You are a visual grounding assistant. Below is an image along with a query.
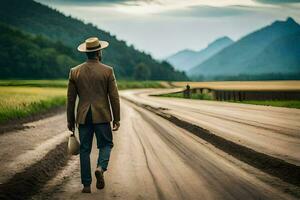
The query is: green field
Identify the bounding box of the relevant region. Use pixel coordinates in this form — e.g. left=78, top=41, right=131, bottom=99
left=155, top=91, right=300, bottom=109
left=155, top=92, right=213, bottom=100
left=172, top=81, right=300, bottom=91
left=0, top=80, right=68, bottom=87
left=157, top=81, right=300, bottom=109
left=117, top=81, right=166, bottom=90
left=0, top=86, right=66, bottom=123
left=4, top=79, right=298, bottom=124
left=0, top=80, right=166, bottom=89
left=0, top=80, right=167, bottom=123
left=234, top=100, right=300, bottom=109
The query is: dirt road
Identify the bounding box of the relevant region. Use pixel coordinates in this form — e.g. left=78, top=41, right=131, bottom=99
left=121, top=89, right=300, bottom=166
left=0, top=113, right=68, bottom=184
left=1, top=89, right=299, bottom=199
left=45, top=100, right=295, bottom=200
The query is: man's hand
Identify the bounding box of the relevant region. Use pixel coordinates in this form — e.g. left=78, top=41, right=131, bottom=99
left=112, top=121, right=120, bottom=131
left=68, top=122, right=75, bottom=132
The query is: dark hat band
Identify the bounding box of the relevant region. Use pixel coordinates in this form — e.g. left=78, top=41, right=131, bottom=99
left=86, top=44, right=101, bottom=50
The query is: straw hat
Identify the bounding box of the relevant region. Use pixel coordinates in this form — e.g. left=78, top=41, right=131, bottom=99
left=77, top=37, right=109, bottom=52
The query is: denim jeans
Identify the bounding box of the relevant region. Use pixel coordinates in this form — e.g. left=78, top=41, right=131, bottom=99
left=78, top=108, right=113, bottom=186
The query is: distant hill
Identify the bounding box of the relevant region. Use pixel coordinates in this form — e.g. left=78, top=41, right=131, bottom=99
left=247, top=32, right=300, bottom=74
left=0, top=23, right=78, bottom=79
left=166, top=49, right=198, bottom=71
left=166, top=37, right=233, bottom=72
left=188, top=17, right=300, bottom=80
left=0, top=0, right=187, bottom=80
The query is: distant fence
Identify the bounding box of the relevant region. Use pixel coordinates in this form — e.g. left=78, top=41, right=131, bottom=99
left=213, top=90, right=300, bottom=101
left=185, top=88, right=300, bottom=101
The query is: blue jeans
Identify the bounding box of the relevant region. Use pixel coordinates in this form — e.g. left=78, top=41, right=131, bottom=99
left=78, top=108, right=113, bottom=186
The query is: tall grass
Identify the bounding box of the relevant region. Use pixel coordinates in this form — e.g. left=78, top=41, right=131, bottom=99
left=117, top=81, right=166, bottom=90
left=0, top=80, right=68, bottom=88
left=236, top=100, right=300, bottom=109
left=0, top=80, right=167, bottom=90
left=0, top=86, right=66, bottom=123
left=156, top=92, right=213, bottom=100
left=0, top=80, right=167, bottom=123
left=156, top=91, right=300, bottom=109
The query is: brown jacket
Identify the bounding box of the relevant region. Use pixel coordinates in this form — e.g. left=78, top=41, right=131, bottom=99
left=67, top=59, right=120, bottom=125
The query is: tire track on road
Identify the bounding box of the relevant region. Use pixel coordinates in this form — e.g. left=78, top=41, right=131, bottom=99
left=173, top=106, right=299, bottom=139
left=133, top=105, right=280, bottom=200
left=122, top=97, right=300, bottom=188
left=0, top=141, right=69, bottom=200
left=132, top=124, right=168, bottom=200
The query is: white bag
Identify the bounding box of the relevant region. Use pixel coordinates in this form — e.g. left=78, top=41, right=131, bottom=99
left=68, top=131, right=80, bottom=155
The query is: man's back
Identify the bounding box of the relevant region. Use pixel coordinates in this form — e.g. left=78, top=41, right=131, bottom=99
left=67, top=59, right=120, bottom=126
left=67, top=37, right=120, bottom=193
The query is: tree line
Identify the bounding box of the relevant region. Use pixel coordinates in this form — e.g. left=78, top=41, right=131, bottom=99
left=0, top=0, right=188, bottom=80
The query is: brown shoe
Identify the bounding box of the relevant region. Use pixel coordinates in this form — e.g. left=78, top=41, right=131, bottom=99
left=95, top=167, right=105, bottom=189
left=82, top=186, right=91, bottom=193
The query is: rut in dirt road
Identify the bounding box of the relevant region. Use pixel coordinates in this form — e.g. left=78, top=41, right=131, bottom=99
left=0, top=112, right=71, bottom=200
left=47, top=101, right=295, bottom=200
left=120, top=89, right=300, bottom=165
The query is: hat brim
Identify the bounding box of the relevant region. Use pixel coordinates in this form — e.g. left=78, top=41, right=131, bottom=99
left=77, top=41, right=109, bottom=52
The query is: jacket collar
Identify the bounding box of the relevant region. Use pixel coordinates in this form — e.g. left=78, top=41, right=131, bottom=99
left=86, top=58, right=99, bottom=63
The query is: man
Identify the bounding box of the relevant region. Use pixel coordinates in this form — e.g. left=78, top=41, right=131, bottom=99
left=67, top=37, right=120, bottom=193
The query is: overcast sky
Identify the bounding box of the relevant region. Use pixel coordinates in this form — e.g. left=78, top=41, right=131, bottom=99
left=36, top=0, right=300, bottom=59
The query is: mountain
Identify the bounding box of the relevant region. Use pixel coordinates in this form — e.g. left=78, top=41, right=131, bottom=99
left=166, top=49, right=198, bottom=71
left=166, top=37, right=233, bottom=72
left=0, top=0, right=187, bottom=80
left=188, top=17, right=300, bottom=80
left=0, top=23, right=78, bottom=79
left=247, top=32, right=300, bottom=74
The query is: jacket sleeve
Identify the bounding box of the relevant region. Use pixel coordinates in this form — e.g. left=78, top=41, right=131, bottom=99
left=67, top=69, right=77, bottom=125
left=108, top=68, right=120, bottom=122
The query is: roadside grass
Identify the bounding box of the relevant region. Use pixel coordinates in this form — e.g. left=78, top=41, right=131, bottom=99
left=117, top=80, right=166, bottom=90
left=0, top=80, right=167, bottom=90
left=0, top=80, right=167, bottom=123
left=0, top=86, right=66, bottom=123
left=171, top=81, right=300, bottom=91
left=156, top=92, right=213, bottom=100
left=155, top=91, right=300, bottom=109
left=233, top=100, right=300, bottom=109
left=0, top=80, right=68, bottom=88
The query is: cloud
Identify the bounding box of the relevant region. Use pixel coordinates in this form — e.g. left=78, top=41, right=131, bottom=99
left=256, top=0, right=300, bottom=4
left=161, top=5, right=257, bottom=18
left=36, top=0, right=157, bottom=5
left=36, top=0, right=131, bottom=6
left=36, top=0, right=300, bottom=18
left=41, top=0, right=127, bottom=2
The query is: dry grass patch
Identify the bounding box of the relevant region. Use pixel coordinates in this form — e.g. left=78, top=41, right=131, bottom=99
left=172, top=81, right=300, bottom=91
left=0, top=86, right=66, bottom=123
